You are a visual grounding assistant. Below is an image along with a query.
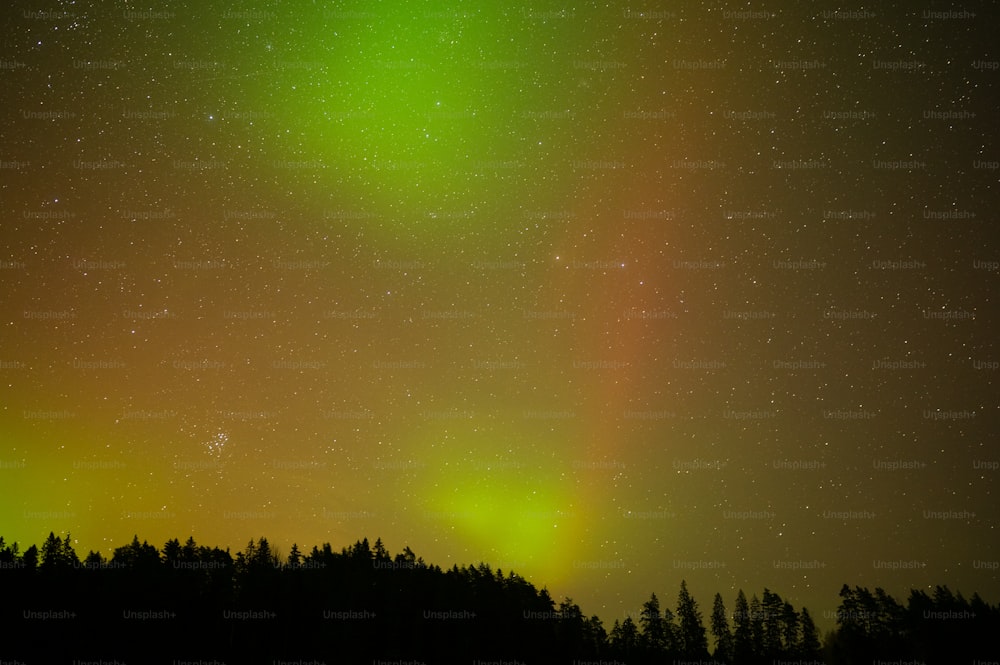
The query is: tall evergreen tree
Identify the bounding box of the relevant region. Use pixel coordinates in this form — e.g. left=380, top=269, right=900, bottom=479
left=38, top=531, right=79, bottom=571
left=610, top=616, right=640, bottom=658
left=39, top=532, right=64, bottom=571
left=181, top=536, right=198, bottom=562
left=733, top=589, right=753, bottom=665
left=557, top=598, right=587, bottom=656
left=662, top=603, right=679, bottom=653
left=781, top=600, right=799, bottom=655
left=833, top=585, right=880, bottom=663
left=162, top=537, right=182, bottom=564
left=873, top=586, right=905, bottom=647
left=21, top=544, right=38, bottom=571
left=639, top=592, right=668, bottom=655
left=372, top=537, right=390, bottom=563
left=0, top=536, right=19, bottom=564
left=798, top=607, right=821, bottom=658
left=61, top=532, right=78, bottom=566
left=287, top=543, right=302, bottom=567
left=255, top=536, right=276, bottom=568
left=749, top=594, right=764, bottom=661
left=347, top=537, right=372, bottom=562
left=584, top=615, right=608, bottom=656
left=710, top=592, right=734, bottom=663
left=761, top=588, right=784, bottom=656
left=676, top=580, right=709, bottom=657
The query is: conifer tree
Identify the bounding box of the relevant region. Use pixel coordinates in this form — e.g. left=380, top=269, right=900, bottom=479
left=676, top=580, right=709, bottom=657
left=710, top=592, right=734, bottom=663
left=733, top=589, right=753, bottom=664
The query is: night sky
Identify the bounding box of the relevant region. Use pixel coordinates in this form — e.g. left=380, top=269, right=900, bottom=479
left=1, top=0, right=997, bottom=634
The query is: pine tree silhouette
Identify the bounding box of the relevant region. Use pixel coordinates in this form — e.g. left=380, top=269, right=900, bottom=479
left=3, top=531, right=998, bottom=663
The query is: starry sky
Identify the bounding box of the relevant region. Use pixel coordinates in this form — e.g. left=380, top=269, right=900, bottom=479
left=1, top=0, right=997, bottom=634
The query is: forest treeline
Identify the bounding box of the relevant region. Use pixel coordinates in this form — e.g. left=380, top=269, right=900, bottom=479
left=1, top=533, right=997, bottom=663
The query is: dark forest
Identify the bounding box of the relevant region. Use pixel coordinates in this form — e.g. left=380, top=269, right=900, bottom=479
left=2, top=533, right=997, bottom=663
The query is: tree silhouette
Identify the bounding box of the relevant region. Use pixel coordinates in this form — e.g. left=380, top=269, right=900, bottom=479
left=162, top=537, right=182, bottom=564
left=639, top=592, right=669, bottom=657
left=781, top=600, right=799, bottom=654
left=372, top=536, right=390, bottom=563
left=39, top=531, right=77, bottom=571
left=181, top=535, right=198, bottom=562
left=4, top=531, right=998, bottom=663
left=583, top=614, right=608, bottom=656
left=676, top=579, right=709, bottom=657
left=0, top=536, right=20, bottom=565
left=798, top=606, right=822, bottom=658
left=555, top=598, right=589, bottom=657
left=286, top=542, right=302, bottom=567
left=21, top=543, right=38, bottom=571
left=112, top=535, right=160, bottom=571
left=610, top=615, right=640, bottom=658
left=748, top=593, right=765, bottom=662
left=710, top=591, right=734, bottom=663
left=761, top=588, right=784, bottom=656
left=733, top=588, right=754, bottom=664
left=82, top=549, right=105, bottom=568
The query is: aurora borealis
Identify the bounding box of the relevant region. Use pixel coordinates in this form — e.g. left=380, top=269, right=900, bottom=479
left=1, top=0, right=998, bottom=636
